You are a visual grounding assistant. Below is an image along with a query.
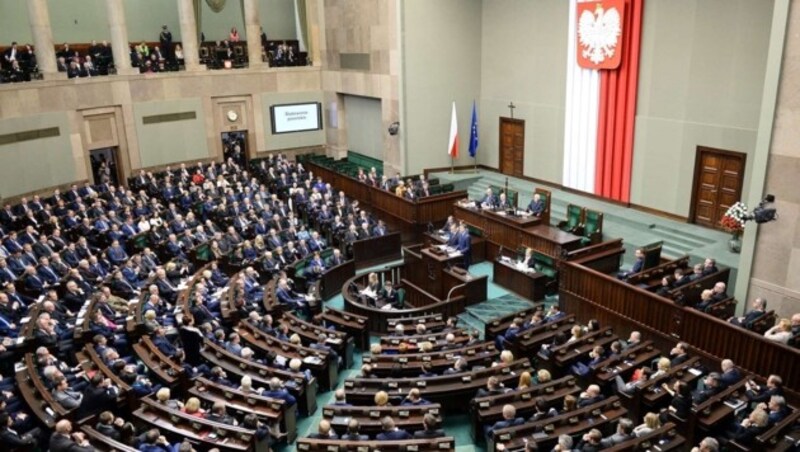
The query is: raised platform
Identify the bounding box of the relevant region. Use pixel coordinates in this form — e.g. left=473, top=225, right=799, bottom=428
left=431, top=169, right=739, bottom=283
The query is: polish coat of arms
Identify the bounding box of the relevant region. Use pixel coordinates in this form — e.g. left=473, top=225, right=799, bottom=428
left=577, top=0, right=625, bottom=70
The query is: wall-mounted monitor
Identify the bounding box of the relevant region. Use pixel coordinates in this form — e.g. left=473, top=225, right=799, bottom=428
left=270, top=102, right=323, bottom=134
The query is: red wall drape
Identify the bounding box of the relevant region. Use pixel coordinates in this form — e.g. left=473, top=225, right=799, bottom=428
left=594, top=0, right=644, bottom=203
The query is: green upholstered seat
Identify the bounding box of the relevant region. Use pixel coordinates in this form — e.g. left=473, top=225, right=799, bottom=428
left=559, top=204, right=583, bottom=233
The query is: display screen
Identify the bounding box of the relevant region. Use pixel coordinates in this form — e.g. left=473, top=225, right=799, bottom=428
left=270, top=102, right=323, bottom=134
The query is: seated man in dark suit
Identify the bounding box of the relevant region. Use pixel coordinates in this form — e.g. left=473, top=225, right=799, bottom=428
left=414, top=413, right=445, bottom=439
left=308, top=419, right=338, bottom=440
left=476, top=376, right=506, bottom=397
left=49, top=419, right=94, bottom=452
left=380, top=280, right=400, bottom=309
left=456, top=224, right=472, bottom=268
left=719, top=359, right=742, bottom=388
left=692, top=372, right=723, bottom=404
left=0, top=412, right=39, bottom=448
left=496, top=317, right=522, bottom=350
left=617, top=248, right=644, bottom=280
left=577, top=384, right=605, bottom=408
left=262, top=377, right=296, bottom=406
left=376, top=416, right=412, bottom=440
left=479, top=188, right=498, bottom=209
left=496, top=192, right=512, bottom=210
left=599, top=418, right=634, bottom=449
left=341, top=418, right=369, bottom=441
left=729, top=297, right=767, bottom=328
left=485, top=404, right=525, bottom=436
left=275, top=278, right=310, bottom=317
left=702, top=257, right=719, bottom=276
left=745, top=374, right=783, bottom=404
left=527, top=192, right=545, bottom=216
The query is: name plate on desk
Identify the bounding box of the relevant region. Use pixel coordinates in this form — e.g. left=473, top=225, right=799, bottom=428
left=416, top=381, right=426, bottom=387
left=462, top=375, right=472, bottom=383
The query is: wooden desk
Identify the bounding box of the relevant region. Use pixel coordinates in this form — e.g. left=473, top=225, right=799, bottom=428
left=483, top=208, right=542, bottom=229
left=493, top=258, right=548, bottom=301
left=351, top=231, right=402, bottom=269
left=342, top=264, right=469, bottom=334
left=190, top=376, right=296, bottom=443
left=344, top=359, right=532, bottom=410
left=297, top=437, right=456, bottom=451
left=135, top=397, right=255, bottom=451
left=560, top=260, right=800, bottom=396
left=313, top=259, right=356, bottom=301
left=319, top=306, right=369, bottom=351
left=490, top=396, right=627, bottom=452
left=454, top=204, right=583, bottom=260
left=307, top=161, right=467, bottom=241
left=321, top=403, right=441, bottom=436
left=424, top=230, right=487, bottom=264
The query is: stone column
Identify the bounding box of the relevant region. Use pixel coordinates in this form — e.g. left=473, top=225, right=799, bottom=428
left=105, top=0, right=137, bottom=75
left=26, top=0, right=62, bottom=79
left=243, top=0, right=264, bottom=68
left=177, top=0, right=203, bottom=71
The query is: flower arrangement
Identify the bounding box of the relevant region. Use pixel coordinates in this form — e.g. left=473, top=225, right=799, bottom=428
left=720, top=202, right=748, bottom=235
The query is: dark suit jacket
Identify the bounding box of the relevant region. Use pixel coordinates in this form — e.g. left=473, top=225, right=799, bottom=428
left=49, top=433, right=95, bottom=452
left=413, top=428, right=445, bottom=439
left=377, top=429, right=413, bottom=440
left=0, top=427, right=36, bottom=447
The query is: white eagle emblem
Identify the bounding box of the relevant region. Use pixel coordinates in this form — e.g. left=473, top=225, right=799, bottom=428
left=578, top=5, right=622, bottom=65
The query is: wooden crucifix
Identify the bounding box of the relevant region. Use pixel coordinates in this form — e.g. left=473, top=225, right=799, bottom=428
left=507, top=102, right=516, bottom=119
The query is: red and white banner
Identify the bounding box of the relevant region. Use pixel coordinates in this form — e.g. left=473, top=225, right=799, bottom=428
left=448, top=102, right=459, bottom=158
left=563, top=0, right=643, bottom=203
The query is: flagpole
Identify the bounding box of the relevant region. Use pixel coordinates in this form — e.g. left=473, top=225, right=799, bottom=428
left=473, top=156, right=477, bottom=174
left=451, top=156, right=454, bottom=174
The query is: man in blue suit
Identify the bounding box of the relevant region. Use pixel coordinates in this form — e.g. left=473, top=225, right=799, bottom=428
left=617, top=248, right=645, bottom=280
left=479, top=188, right=498, bottom=209
left=485, top=404, right=525, bottom=436
left=527, top=193, right=545, bottom=216
left=456, top=224, right=471, bottom=269
left=263, top=377, right=296, bottom=406
left=276, top=278, right=310, bottom=317
left=376, top=416, right=412, bottom=440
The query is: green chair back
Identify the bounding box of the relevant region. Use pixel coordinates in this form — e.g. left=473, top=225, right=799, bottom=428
left=584, top=210, right=602, bottom=236
left=564, top=204, right=582, bottom=230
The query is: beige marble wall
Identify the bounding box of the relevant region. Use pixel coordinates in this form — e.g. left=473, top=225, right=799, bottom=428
left=0, top=66, right=323, bottom=200
left=749, top=0, right=800, bottom=319
left=315, top=0, right=402, bottom=175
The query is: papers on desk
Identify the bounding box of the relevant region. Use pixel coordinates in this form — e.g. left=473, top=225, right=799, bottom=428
left=688, top=368, right=703, bottom=376
left=447, top=251, right=462, bottom=258
left=724, top=398, right=746, bottom=412
left=274, top=355, right=288, bottom=367
left=359, top=288, right=378, bottom=299
left=303, top=356, right=323, bottom=365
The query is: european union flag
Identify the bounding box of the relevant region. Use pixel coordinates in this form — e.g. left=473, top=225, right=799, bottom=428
left=469, top=101, right=479, bottom=158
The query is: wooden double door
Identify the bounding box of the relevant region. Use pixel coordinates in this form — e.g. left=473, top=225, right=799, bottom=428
left=690, top=146, right=746, bottom=229
left=499, top=117, right=524, bottom=177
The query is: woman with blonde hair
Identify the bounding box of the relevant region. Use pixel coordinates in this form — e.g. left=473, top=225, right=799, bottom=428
left=289, top=333, right=302, bottom=345
left=156, top=387, right=182, bottom=410
left=182, top=397, right=204, bottom=417
left=765, top=318, right=793, bottom=343
left=374, top=390, right=389, bottom=406
left=516, top=371, right=532, bottom=390
left=566, top=325, right=584, bottom=344
left=535, top=369, right=552, bottom=384
left=634, top=412, right=661, bottom=437
left=562, top=394, right=577, bottom=412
